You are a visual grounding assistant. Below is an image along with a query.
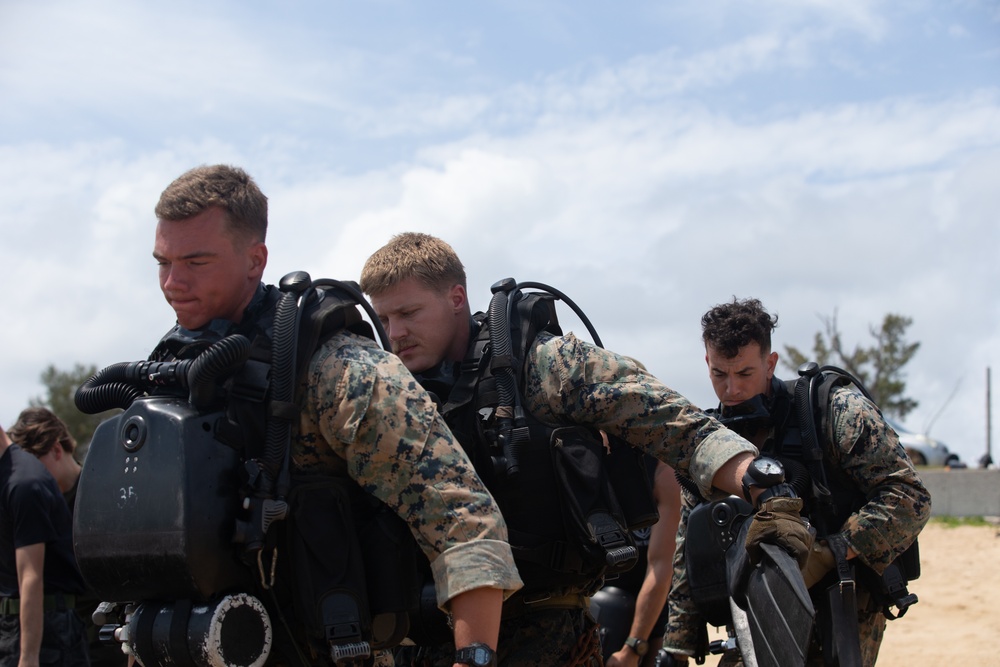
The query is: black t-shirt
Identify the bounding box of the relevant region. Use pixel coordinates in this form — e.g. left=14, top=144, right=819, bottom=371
left=0, top=445, right=86, bottom=597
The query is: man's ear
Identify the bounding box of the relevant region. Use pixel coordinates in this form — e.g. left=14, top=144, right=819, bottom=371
left=248, top=242, right=268, bottom=279
left=766, top=351, right=779, bottom=379
left=448, top=284, right=467, bottom=313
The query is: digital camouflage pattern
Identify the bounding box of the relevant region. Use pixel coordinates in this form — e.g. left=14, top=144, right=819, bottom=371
left=662, top=384, right=930, bottom=666
left=660, top=493, right=701, bottom=658
left=822, top=387, right=930, bottom=572
left=524, top=332, right=757, bottom=496
left=293, top=330, right=523, bottom=607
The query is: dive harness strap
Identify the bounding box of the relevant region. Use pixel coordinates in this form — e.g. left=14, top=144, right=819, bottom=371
left=821, top=534, right=862, bottom=667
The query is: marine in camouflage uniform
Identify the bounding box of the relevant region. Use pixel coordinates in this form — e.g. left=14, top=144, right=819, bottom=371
left=660, top=298, right=931, bottom=667
left=149, top=165, right=521, bottom=663
left=361, top=234, right=770, bottom=667
left=373, top=333, right=755, bottom=667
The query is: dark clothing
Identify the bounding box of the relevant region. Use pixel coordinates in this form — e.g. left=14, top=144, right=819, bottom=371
left=0, top=600, right=89, bottom=667
left=0, top=445, right=85, bottom=597
left=0, top=444, right=88, bottom=666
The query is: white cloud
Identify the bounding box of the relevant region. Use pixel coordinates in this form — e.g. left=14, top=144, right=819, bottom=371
left=1, top=0, right=997, bottom=466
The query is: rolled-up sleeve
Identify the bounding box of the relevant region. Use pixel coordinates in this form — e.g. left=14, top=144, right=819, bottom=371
left=522, top=332, right=756, bottom=498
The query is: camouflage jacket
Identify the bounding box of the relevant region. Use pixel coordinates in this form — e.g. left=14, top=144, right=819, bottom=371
left=523, top=331, right=756, bottom=498
left=293, top=330, right=523, bottom=607
left=809, top=384, right=931, bottom=572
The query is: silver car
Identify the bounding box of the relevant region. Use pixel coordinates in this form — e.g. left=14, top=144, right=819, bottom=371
left=885, top=417, right=960, bottom=467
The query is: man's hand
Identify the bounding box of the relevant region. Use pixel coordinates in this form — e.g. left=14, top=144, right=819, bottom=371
left=800, top=541, right=836, bottom=588
left=744, top=497, right=813, bottom=566
left=606, top=647, right=640, bottom=667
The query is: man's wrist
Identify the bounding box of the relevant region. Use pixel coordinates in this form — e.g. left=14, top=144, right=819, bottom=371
left=454, top=642, right=497, bottom=667
left=624, top=636, right=650, bottom=657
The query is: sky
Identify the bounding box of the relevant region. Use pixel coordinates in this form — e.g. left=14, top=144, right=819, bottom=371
left=1, top=0, right=998, bottom=465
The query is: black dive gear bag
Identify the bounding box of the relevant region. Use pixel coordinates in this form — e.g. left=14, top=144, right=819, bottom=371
left=73, top=272, right=419, bottom=667
left=434, top=278, right=657, bottom=596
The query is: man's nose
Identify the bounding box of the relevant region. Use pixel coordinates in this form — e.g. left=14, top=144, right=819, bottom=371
left=385, top=318, right=405, bottom=340
left=161, top=265, right=186, bottom=291
left=725, top=377, right=741, bottom=400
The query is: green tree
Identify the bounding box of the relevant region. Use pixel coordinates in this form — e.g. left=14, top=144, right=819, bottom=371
left=31, top=363, right=119, bottom=459
left=782, top=311, right=920, bottom=419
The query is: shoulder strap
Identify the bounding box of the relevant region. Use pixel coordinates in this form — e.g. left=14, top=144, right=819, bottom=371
left=792, top=363, right=873, bottom=536
left=239, top=272, right=380, bottom=566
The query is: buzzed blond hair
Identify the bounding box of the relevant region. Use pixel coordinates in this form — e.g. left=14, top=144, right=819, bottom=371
left=360, top=232, right=467, bottom=296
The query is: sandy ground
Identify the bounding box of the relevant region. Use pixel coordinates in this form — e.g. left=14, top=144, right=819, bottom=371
left=696, top=521, right=1000, bottom=666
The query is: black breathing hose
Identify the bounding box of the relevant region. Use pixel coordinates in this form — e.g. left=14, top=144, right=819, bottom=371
left=261, top=284, right=302, bottom=490
left=75, top=363, right=149, bottom=414
left=488, top=289, right=517, bottom=412
left=186, top=335, right=253, bottom=408
left=74, top=335, right=252, bottom=414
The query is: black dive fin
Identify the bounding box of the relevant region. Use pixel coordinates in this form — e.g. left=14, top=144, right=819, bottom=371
left=744, top=542, right=815, bottom=667
left=727, top=520, right=815, bottom=667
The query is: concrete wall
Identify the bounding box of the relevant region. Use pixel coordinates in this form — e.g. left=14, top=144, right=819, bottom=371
left=921, top=469, right=1000, bottom=517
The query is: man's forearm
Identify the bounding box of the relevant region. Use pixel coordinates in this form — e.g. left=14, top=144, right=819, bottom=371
left=16, top=544, right=46, bottom=667
left=19, top=590, right=44, bottom=667
left=629, top=566, right=671, bottom=640
left=711, top=452, right=754, bottom=499
left=449, top=585, right=502, bottom=660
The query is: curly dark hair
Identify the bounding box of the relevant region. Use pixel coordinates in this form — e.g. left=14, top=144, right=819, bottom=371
left=701, top=297, right=778, bottom=358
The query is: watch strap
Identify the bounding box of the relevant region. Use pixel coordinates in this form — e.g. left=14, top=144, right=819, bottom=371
left=741, top=471, right=755, bottom=504
left=624, top=636, right=649, bottom=656
left=454, top=642, right=497, bottom=667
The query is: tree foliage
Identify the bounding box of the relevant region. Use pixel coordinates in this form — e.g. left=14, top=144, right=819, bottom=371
left=30, top=363, right=119, bottom=458
left=782, top=312, right=920, bottom=419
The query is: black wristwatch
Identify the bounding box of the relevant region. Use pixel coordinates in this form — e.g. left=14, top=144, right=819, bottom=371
left=742, top=456, right=785, bottom=504
left=455, top=643, right=497, bottom=667
left=624, top=636, right=650, bottom=656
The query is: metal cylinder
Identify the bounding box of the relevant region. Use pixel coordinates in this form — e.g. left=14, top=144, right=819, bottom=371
left=130, top=593, right=272, bottom=667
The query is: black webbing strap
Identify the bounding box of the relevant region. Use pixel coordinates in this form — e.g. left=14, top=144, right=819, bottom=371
left=792, top=373, right=837, bottom=536
left=822, top=535, right=862, bottom=667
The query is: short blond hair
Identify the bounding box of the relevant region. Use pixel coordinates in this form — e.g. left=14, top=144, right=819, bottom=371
left=360, top=232, right=466, bottom=296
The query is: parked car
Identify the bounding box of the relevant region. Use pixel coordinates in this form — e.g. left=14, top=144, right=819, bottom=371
left=884, top=417, right=960, bottom=467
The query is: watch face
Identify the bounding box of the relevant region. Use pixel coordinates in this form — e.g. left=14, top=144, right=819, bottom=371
left=750, top=456, right=785, bottom=485
left=754, top=458, right=783, bottom=475
left=626, top=637, right=649, bottom=656
left=456, top=644, right=495, bottom=667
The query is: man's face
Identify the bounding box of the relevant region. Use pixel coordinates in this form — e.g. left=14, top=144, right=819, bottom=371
left=153, top=206, right=267, bottom=330
left=705, top=341, right=777, bottom=407
left=369, top=277, right=467, bottom=374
